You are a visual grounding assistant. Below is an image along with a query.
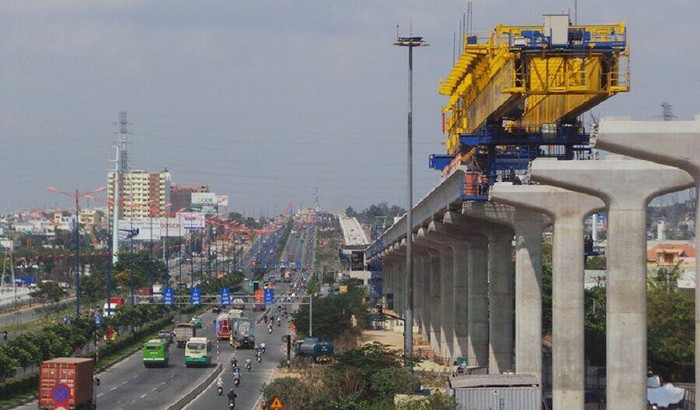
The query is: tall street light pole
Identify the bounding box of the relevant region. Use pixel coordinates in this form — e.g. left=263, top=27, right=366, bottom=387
left=47, top=185, right=106, bottom=317
left=393, top=34, right=428, bottom=372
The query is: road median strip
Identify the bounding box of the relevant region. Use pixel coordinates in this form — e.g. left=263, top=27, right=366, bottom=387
left=167, top=363, right=223, bottom=410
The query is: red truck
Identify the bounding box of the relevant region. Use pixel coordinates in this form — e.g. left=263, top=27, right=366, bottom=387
left=39, top=358, right=95, bottom=409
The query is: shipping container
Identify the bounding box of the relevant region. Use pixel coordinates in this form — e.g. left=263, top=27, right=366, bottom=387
left=39, top=358, right=94, bottom=409
left=448, top=374, right=540, bottom=410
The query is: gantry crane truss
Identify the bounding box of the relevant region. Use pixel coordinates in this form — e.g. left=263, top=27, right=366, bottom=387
left=431, top=15, right=629, bottom=200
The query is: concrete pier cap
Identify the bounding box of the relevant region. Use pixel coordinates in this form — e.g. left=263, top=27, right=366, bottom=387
left=596, top=115, right=700, bottom=392
left=530, top=158, right=693, bottom=410
left=491, top=183, right=605, bottom=410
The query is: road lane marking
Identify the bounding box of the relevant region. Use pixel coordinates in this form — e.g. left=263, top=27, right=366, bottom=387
left=140, top=393, right=147, bottom=399
left=110, top=387, right=118, bottom=391
left=121, top=380, right=128, bottom=385
left=97, top=393, right=104, bottom=397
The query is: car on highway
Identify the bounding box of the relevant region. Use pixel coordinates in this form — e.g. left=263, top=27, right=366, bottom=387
left=156, top=329, right=173, bottom=344
left=231, top=298, right=245, bottom=310
left=190, top=316, right=203, bottom=328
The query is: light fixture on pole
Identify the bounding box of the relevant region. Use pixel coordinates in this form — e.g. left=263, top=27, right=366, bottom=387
left=393, top=33, right=428, bottom=372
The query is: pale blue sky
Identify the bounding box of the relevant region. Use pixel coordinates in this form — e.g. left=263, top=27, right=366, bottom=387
left=1, top=0, right=698, bottom=215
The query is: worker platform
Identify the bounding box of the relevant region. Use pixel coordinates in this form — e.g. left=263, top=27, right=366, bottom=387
left=431, top=14, right=629, bottom=200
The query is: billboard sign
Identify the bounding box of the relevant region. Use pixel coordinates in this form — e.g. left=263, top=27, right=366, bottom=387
left=179, top=212, right=205, bottom=230
left=220, top=288, right=231, bottom=306
left=190, top=288, right=202, bottom=305
left=191, top=192, right=217, bottom=205
left=264, top=289, right=274, bottom=306
left=157, top=218, right=183, bottom=237
left=118, top=220, right=161, bottom=241
left=163, top=287, right=174, bottom=305
left=216, top=195, right=229, bottom=207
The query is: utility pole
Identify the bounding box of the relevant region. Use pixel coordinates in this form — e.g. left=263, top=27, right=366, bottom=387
left=393, top=33, right=428, bottom=372
left=111, top=145, right=120, bottom=264
left=47, top=185, right=106, bottom=317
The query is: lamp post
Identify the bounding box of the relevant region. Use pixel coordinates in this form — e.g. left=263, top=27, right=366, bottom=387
left=393, top=34, right=428, bottom=371
left=47, top=185, right=106, bottom=317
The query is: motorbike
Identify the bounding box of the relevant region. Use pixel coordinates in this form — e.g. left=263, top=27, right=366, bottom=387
left=245, top=362, right=252, bottom=371
left=228, top=400, right=236, bottom=409
left=230, top=359, right=238, bottom=369
left=233, top=375, right=240, bottom=387
left=260, top=346, right=266, bottom=354
left=256, top=355, right=262, bottom=363
left=217, top=386, right=223, bottom=396
left=268, top=326, right=273, bottom=334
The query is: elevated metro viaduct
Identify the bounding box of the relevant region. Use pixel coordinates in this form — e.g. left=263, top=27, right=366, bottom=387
left=365, top=115, right=699, bottom=409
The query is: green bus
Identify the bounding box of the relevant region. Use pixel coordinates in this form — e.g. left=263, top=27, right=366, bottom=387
left=184, top=337, right=213, bottom=367
left=142, top=338, right=169, bottom=367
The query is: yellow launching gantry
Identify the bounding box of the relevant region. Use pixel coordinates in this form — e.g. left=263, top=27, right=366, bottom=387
left=431, top=15, right=629, bottom=200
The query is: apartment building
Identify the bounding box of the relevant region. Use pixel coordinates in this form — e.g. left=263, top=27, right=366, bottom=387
left=107, top=170, right=171, bottom=219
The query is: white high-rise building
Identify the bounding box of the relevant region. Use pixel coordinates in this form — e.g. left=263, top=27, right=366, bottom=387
left=107, top=170, right=171, bottom=219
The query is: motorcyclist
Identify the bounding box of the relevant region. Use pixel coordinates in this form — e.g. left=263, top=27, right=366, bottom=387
left=277, top=317, right=281, bottom=327
left=227, top=388, right=238, bottom=402
left=256, top=350, right=262, bottom=362
left=245, top=358, right=252, bottom=370
left=260, top=342, right=266, bottom=353
left=216, top=377, right=224, bottom=389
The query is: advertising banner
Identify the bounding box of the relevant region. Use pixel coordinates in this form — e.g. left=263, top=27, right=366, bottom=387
left=216, top=195, right=229, bottom=207
left=117, top=220, right=161, bottom=241
left=191, top=192, right=217, bottom=205
left=179, top=212, right=206, bottom=230
left=157, top=217, right=184, bottom=237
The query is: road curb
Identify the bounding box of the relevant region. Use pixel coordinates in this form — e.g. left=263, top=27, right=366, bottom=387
left=167, top=363, right=223, bottom=410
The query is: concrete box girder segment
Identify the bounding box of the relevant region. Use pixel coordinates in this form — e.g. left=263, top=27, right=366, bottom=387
left=443, top=209, right=516, bottom=373
left=596, top=115, right=700, bottom=392
left=491, top=183, right=605, bottom=410
left=531, top=158, right=694, bottom=410
left=438, top=212, right=490, bottom=368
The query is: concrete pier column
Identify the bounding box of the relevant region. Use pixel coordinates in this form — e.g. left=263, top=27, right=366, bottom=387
left=413, top=251, right=426, bottom=333
left=451, top=242, right=470, bottom=359
left=596, top=115, right=700, bottom=393
left=488, top=230, right=516, bottom=373
left=428, top=250, right=442, bottom=354
left=492, top=183, right=604, bottom=409
left=441, top=212, right=490, bottom=367
left=415, top=231, right=448, bottom=356
left=394, top=243, right=406, bottom=318
left=466, top=236, right=489, bottom=368
left=418, top=227, right=456, bottom=358
left=425, top=220, right=476, bottom=361
left=421, top=252, right=433, bottom=338
left=532, top=159, right=693, bottom=410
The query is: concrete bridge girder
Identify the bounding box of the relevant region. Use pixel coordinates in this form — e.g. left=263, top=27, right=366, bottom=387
left=492, top=183, right=605, bottom=410
left=531, top=158, right=694, bottom=410
left=596, top=115, right=700, bottom=395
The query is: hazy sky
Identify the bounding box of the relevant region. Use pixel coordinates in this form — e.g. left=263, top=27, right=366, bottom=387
left=2, top=0, right=698, bottom=216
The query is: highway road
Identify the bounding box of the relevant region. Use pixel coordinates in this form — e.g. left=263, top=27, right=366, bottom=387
left=186, top=222, right=312, bottom=409
left=185, top=282, right=299, bottom=410
left=15, top=310, right=219, bottom=410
